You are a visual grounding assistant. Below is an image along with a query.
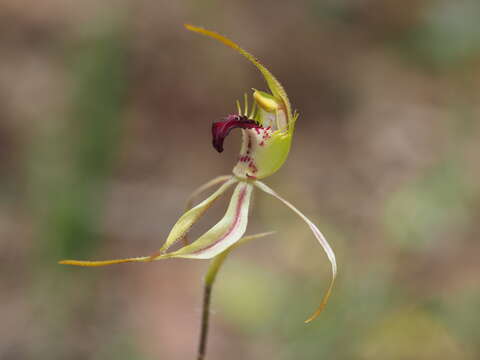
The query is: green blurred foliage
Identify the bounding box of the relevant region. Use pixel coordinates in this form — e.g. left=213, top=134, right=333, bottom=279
left=384, top=159, right=472, bottom=250
left=36, top=27, right=128, bottom=261
left=401, top=0, right=480, bottom=70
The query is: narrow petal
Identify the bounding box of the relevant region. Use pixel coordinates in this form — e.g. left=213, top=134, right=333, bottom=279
left=159, top=177, right=237, bottom=253
left=59, top=178, right=237, bottom=267
left=235, top=231, right=276, bottom=248
left=165, top=181, right=253, bottom=259
left=254, top=180, right=337, bottom=323
left=185, top=175, right=233, bottom=212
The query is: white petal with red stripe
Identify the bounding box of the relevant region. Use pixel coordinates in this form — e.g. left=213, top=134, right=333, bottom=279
left=167, top=181, right=253, bottom=259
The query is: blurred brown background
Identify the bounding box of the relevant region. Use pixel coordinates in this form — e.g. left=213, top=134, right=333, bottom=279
left=1, top=0, right=479, bottom=359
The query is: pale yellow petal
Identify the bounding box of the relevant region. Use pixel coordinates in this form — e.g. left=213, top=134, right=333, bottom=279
left=160, top=177, right=237, bottom=252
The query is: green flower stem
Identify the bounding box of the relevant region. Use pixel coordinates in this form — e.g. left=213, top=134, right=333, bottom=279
left=197, top=279, right=212, bottom=360
left=196, top=232, right=274, bottom=360
left=197, top=251, right=229, bottom=360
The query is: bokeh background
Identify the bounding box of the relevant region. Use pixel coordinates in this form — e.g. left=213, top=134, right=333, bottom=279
left=1, top=0, right=479, bottom=359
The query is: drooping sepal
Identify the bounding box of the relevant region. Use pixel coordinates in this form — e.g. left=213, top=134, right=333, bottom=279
left=254, top=180, right=337, bottom=323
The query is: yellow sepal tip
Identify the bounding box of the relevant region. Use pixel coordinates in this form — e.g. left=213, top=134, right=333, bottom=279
left=304, top=278, right=335, bottom=323
left=58, top=257, right=151, bottom=267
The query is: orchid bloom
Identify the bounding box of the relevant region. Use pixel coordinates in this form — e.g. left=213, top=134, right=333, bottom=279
left=60, top=25, right=337, bottom=323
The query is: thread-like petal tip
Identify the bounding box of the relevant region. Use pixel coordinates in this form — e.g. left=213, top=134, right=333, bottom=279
left=59, top=257, right=151, bottom=267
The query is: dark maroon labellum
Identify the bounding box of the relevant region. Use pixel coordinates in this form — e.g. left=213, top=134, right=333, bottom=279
left=212, top=114, right=261, bottom=153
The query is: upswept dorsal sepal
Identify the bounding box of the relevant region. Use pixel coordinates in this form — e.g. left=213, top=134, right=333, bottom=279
left=184, top=24, right=295, bottom=130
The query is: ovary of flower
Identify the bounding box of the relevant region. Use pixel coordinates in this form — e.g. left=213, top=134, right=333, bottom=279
left=59, top=25, right=337, bottom=323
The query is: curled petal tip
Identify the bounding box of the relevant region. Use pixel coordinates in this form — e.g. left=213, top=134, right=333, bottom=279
left=305, top=277, right=335, bottom=322
left=304, top=285, right=333, bottom=323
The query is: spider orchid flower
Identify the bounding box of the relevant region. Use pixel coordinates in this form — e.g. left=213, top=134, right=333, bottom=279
left=60, top=25, right=337, bottom=323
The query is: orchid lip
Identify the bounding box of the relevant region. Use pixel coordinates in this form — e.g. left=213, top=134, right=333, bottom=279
left=212, top=114, right=262, bottom=153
